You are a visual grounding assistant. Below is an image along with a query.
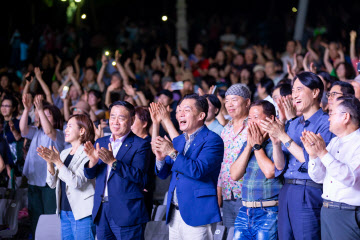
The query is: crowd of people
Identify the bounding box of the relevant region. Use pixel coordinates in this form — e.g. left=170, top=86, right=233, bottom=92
left=0, top=23, right=360, bottom=240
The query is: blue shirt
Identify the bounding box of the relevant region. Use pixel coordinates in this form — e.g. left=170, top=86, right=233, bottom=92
left=207, top=119, right=224, bottom=136
left=275, top=108, right=335, bottom=180
left=241, top=140, right=283, bottom=201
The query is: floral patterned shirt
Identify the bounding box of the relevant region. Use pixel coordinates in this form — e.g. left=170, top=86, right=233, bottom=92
left=217, top=118, right=248, bottom=200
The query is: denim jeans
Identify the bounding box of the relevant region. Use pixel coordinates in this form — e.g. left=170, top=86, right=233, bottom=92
left=222, top=197, right=242, bottom=229
left=60, top=211, right=95, bottom=240
left=233, top=206, right=278, bottom=240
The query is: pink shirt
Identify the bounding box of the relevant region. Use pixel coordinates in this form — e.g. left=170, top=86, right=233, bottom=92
left=217, top=119, right=248, bottom=200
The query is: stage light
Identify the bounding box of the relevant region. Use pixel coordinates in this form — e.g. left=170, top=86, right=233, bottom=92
left=61, top=0, right=67, bottom=2
left=105, top=51, right=110, bottom=56
left=112, top=61, right=116, bottom=66
left=75, top=0, right=81, bottom=2
left=292, top=7, right=297, bottom=13
left=81, top=14, right=86, bottom=19
left=162, top=15, right=168, bottom=22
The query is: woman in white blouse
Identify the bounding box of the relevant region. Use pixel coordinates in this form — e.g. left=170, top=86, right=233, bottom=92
left=37, top=114, right=96, bottom=240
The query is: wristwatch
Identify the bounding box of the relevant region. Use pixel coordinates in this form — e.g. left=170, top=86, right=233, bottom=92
left=111, top=160, right=117, bottom=170
left=284, top=139, right=293, bottom=148
left=252, top=144, right=262, bottom=151
left=169, top=150, right=179, bottom=160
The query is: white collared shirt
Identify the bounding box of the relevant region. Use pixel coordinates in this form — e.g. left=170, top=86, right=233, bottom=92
left=104, top=132, right=130, bottom=197
left=308, top=128, right=360, bottom=206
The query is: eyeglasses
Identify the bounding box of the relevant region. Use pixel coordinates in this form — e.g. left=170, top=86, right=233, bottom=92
left=326, top=92, right=343, bottom=99
left=0, top=105, right=12, bottom=108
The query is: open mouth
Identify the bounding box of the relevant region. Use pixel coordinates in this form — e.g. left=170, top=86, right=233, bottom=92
left=179, top=120, right=187, bottom=126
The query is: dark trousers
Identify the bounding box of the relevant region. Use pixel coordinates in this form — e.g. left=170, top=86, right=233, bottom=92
left=278, top=183, right=322, bottom=240
left=321, top=206, right=360, bottom=240
left=28, top=184, right=56, bottom=235
left=96, top=202, right=145, bottom=240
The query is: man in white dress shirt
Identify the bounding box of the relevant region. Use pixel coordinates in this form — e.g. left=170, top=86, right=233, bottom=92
left=300, top=96, right=360, bottom=240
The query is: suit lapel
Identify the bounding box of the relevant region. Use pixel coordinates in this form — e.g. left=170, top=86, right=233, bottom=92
left=108, top=132, right=134, bottom=180
left=67, top=145, right=85, bottom=169
left=184, top=126, right=208, bottom=157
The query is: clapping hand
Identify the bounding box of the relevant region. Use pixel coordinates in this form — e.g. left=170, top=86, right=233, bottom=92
left=22, top=93, right=33, bottom=111
left=260, top=116, right=285, bottom=139
left=98, top=143, right=116, bottom=166
left=149, top=102, right=162, bottom=125
left=37, top=145, right=61, bottom=165
left=84, top=141, right=100, bottom=165
left=278, top=96, right=296, bottom=121
left=151, top=136, right=174, bottom=161
left=300, top=131, right=327, bottom=159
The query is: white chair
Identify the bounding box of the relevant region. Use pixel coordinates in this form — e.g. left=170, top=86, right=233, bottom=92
left=0, top=200, right=21, bottom=238
left=35, top=214, right=61, bottom=240
left=144, top=221, right=169, bottom=240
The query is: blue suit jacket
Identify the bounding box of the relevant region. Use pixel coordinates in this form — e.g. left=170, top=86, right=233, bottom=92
left=84, top=132, right=151, bottom=227
left=156, top=126, right=224, bottom=226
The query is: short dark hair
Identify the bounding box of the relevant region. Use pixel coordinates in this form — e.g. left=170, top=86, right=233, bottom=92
left=109, top=101, right=135, bottom=117
left=2, top=94, right=19, bottom=117
left=250, top=100, right=276, bottom=118
left=204, top=94, right=221, bottom=116
left=336, top=96, right=360, bottom=126
left=158, top=90, right=173, bottom=99
left=293, top=72, right=324, bottom=103
left=279, top=83, right=292, bottom=97
left=43, top=104, right=63, bottom=130
left=68, top=114, right=95, bottom=144
left=135, top=107, right=152, bottom=132
left=259, top=78, right=275, bottom=96
left=178, top=94, right=208, bottom=122
left=330, top=81, right=355, bottom=96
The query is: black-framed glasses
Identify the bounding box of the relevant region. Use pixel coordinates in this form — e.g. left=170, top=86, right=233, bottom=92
left=326, top=92, right=343, bottom=99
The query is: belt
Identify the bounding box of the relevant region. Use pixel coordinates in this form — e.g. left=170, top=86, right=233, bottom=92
left=285, top=179, right=323, bottom=189
left=323, top=200, right=360, bottom=211
left=171, top=203, right=179, bottom=210
left=101, top=196, right=109, bottom=203
left=242, top=200, right=278, bottom=208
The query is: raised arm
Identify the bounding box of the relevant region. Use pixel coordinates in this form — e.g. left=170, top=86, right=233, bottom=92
left=323, top=48, right=334, bottom=74
left=97, top=55, right=108, bottom=92
left=67, top=67, right=82, bottom=96
left=34, top=67, right=53, bottom=104
left=34, top=95, right=57, bottom=141
left=74, top=54, right=81, bottom=80
left=124, top=58, right=136, bottom=81
left=22, top=72, right=34, bottom=96
left=20, top=94, right=33, bottom=136
left=55, top=56, right=63, bottom=81
left=158, top=103, right=180, bottom=140
left=115, top=50, right=130, bottom=86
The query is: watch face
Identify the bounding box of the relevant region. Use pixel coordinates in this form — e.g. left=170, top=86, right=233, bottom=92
left=284, top=142, right=290, bottom=148
left=253, top=144, right=261, bottom=150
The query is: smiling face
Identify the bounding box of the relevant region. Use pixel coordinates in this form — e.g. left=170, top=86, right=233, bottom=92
left=292, top=79, right=319, bottom=114
left=109, top=105, right=134, bottom=139
left=327, top=85, right=343, bottom=110
left=64, top=117, right=83, bottom=143
left=88, top=92, right=99, bottom=107
left=225, top=95, right=250, bottom=121
left=176, top=99, right=205, bottom=135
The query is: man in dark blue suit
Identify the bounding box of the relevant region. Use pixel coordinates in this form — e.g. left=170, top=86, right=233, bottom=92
left=152, top=94, right=224, bottom=239
left=83, top=101, right=150, bottom=240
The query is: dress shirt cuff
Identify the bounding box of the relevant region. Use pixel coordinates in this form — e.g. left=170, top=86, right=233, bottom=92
left=320, top=152, right=334, bottom=167
left=156, top=159, right=166, bottom=171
